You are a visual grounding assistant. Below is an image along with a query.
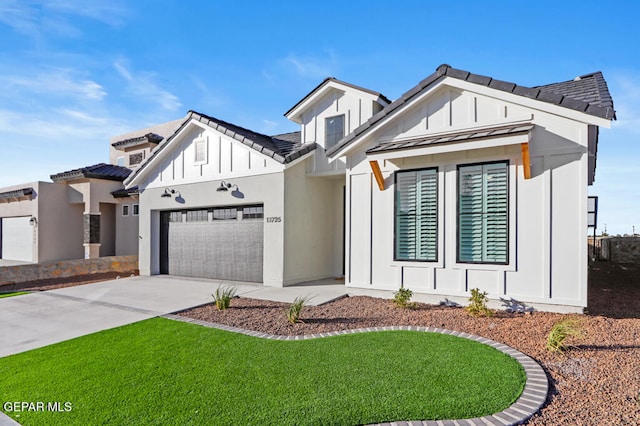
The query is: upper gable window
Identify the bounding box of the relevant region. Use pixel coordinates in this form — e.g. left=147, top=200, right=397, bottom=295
left=325, top=115, right=345, bottom=148
left=194, top=137, right=208, bottom=164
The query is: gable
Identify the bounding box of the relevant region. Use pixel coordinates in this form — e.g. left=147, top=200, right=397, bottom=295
left=375, top=86, right=534, bottom=143
left=139, top=121, right=285, bottom=189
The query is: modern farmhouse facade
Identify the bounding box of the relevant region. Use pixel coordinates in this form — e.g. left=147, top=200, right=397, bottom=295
left=126, top=64, right=615, bottom=313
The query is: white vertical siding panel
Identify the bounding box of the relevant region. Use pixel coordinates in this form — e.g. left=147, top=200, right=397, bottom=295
left=371, top=170, right=396, bottom=289
left=349, top=173, right=372, bottom=286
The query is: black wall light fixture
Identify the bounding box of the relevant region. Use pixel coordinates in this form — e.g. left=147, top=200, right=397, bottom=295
left=216, top=181, right=237, bottom=192
left=160, top=188, right=181, bottom=199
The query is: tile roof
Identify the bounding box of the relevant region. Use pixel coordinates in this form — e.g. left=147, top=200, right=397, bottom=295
left=111, top=186, right=139, bottom=198
left=111, top=133, right=164, bottom=149
left=50, top=163, right=132, bottom=182
left=0, top=187, right=34, bottom=203
left=110, top=118, right=184, bottom=145
left=367, top=123, right=534, bottom=155
left=535, top=71, right=615, bottom=117
left=326, top=64, right=616, bottom=158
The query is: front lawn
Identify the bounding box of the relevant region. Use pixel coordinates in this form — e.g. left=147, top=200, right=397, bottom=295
left=0, top=291, right=28, bottom=298
left=0, top=318, right=525, bottom=425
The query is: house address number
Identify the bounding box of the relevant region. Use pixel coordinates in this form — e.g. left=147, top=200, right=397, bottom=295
left=266, top=217, right=282, bottom=223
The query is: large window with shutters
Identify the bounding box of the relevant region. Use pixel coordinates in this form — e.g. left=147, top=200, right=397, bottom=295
left=457, top=161, right=509, bottom=264
left=394, top=168, right=438, bottom=261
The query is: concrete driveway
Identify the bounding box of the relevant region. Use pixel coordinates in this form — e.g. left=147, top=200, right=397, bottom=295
left=0, top=275, right=346, bottom=358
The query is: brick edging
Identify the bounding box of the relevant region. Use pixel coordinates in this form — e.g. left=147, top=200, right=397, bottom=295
left=162, top=314, right=547, bottom=425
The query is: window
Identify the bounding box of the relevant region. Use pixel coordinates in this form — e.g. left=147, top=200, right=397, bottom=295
left=129, top=152, right=143, bottom=165
left=325, top=115, right=345, bottom=148
left=116, top=156, right=125, bottom=167
left=394, top=168, right=438, bottom=261
left=213, top=208, right=237, bottom=220
left=133, top=204, right=139, bottom=215
left=186, top=209, right=208, bottom=222
left=194, top=138, right=208, bottom=164
left=122, top=205, right=129, bottom=216
left=458, top=161, right=509, bottom=264
left=242, top=206, right=264, bottom=219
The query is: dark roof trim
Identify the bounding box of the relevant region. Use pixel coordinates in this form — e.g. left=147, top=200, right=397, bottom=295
left=111, top=133, right=163, bottom=149
left=0, top=187, right=34, bottom=202
left=51, top=163, right=132, bottom=182
left=367, top=123, right=534, bottom=155
left=111, top=186, right=139, bottom=198
left=327, top=64, right=616, bottom=159
left=284, top=77, right=391, bottom=118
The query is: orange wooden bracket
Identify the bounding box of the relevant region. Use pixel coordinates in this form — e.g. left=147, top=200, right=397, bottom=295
left=521, top=142, right=531, bottom=180
left=369, top=160, right=385, bottom=190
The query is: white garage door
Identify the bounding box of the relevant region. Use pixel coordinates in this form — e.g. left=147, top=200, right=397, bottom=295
left=160, top=206, right=264, bottom=282
left=1, top=216, right=34, bottom=262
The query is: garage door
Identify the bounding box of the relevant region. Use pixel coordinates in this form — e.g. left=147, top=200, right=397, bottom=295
left=1, top=216, right=34, bottom=262
left=160, top=205, right=263, bottom=282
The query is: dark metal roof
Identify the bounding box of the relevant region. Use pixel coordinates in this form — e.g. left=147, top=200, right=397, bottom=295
left=327, top=64, right=616, bottom=158
left=111, top=133, right=163, bottom=149
left=284, top=77, right=391, bottom=118
left=111, top=186, right=139, bottom=198
left=51, top=163, right=132, bottom=182
left=0, top=187, right=34, bottom=203
left=367, top=123, right=534, bottom=155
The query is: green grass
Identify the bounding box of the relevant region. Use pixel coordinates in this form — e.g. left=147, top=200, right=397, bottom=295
left=0, top=291, right=28, bottom=298
left=0, top=318, right=525, bottom=425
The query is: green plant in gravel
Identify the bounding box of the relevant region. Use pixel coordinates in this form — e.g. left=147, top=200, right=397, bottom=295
left=546, top=318, right=582, bottom=353
left=287, top=295, right=308, bottom=324
left=466, top=288, right=494, bottom=317
left=212, top=285, right=237, bottom=310
left=393, top=287, right=417, bottom=309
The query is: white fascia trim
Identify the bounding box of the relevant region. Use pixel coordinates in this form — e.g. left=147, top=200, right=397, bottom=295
left=286, top=81, right=384, bottom=123
left=366, top=132, right=531, bottom=161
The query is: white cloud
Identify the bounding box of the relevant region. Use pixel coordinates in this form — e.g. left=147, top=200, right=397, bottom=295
left=0, top=69, right=107, bottom=101
left=609, top=74, right=640, bottom=133
left=113, top=60, right=182, bottom=112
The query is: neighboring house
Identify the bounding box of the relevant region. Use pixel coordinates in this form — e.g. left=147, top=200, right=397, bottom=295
left=0, top=119, right=182, bottom=263
left=125, top=64, right=615, bottom=313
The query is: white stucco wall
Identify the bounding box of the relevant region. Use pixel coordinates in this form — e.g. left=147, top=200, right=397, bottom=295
left=115, top=199, right=139, bottom=256
left=343, top=85, right=593, bottom=312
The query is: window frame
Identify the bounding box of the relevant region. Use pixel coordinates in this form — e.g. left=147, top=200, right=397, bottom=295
left=193, top=137, right=208, bottom=165
left=132, top=204, right=139, bottom=216
left=122, top=204, right=129, bottom=217
left=456, top=160, right=510, bottom=265
left=325, top=114, right=345, bottom=149
left=393, top=167, right=439, bottom=263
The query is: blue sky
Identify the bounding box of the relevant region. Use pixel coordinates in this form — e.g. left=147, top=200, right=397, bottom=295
left=0, top=0, right=638, bottom=235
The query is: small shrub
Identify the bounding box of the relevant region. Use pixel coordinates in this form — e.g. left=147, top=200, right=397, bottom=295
left=546, top=319, right=582, bottom=353
left=287, top=296, right=309, bottom=324
left=393, top=287, right=417, bottom=309
left=212, top=286, right=237, bottom=311
left=466, top=288, right=494, bottom=317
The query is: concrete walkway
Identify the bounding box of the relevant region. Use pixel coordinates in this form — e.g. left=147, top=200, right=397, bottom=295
left=0, top=275, right=346, bottom=358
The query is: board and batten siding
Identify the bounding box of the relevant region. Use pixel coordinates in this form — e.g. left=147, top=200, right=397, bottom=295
left=344, top=86, right=590, bottom=312
left=145, top=125, right=283, bottom=189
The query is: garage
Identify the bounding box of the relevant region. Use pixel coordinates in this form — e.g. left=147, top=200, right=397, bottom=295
left=1, top=216, right=34, bottom=262
left=159, top=205, right=263, bottom=282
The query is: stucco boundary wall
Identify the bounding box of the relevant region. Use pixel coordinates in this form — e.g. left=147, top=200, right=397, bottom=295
left=0, top=255, right=138, bottom=286
left=604, top=237, right=640, bottom=264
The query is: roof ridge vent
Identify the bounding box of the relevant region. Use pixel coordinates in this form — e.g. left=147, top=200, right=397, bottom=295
left=573, top=76, right=582, bottom=81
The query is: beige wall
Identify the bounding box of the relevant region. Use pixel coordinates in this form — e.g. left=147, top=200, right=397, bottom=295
left=115, top=199, right=139, bottom=256
left=283, top=159, right=344, bottom=285
left=37, top=183, right=84, bottom=262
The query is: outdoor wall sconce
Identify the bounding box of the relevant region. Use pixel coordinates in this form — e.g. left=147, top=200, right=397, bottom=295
left=161, top=188, right=176, bottom=198
left=216, top=181, right=238, bottom=192
left=29, top=216, right=37, bottom=226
